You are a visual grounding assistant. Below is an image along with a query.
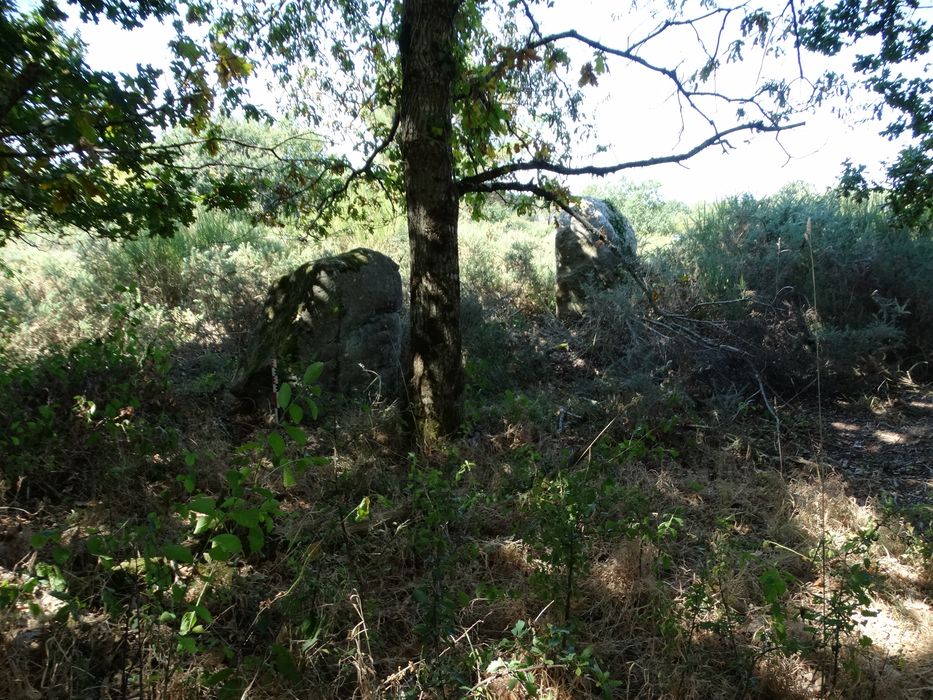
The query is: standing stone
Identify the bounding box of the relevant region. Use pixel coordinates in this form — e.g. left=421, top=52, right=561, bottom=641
left=555, top=197, right=638, bottom=317
left=231, top=248, right=403, bottom=407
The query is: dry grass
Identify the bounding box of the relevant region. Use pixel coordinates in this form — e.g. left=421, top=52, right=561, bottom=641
left=5, top=365, right=930, bottom=698
left=2, top=208, right=931, bottom=699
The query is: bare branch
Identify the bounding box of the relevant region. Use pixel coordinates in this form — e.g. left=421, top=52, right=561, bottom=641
left=277, top=110, right=402, bottom=224
left=627, top=6, right=740, bottom=51
left=0, top=131, right=327, bottom=163
left=786, top=0, right=805, bottom=79
left=457, top=120, right=804, bottom=192
left=470, top=27, right=727, bottom=128
left=519, top=0, right=542, bottom=39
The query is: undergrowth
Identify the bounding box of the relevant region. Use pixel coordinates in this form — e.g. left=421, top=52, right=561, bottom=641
left=1, top=183, right=930, bottom=698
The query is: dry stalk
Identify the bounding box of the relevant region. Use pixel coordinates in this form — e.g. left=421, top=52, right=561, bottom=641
left=348, top=590, right=377, bottom=699
left=805, top=216, right=832, bottom=693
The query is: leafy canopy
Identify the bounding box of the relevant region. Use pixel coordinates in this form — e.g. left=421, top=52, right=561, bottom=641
left=1, top=0, right=196, bottom=240
left=1, top=0, right=335, bottom=242
left=799, top=0, right=932, bottom=227
left=2, top=0, right=930, bottom=243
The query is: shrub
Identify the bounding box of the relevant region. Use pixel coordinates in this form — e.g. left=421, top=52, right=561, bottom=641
left=0, top=288, right=176, bottom=495
left=84, top=209, right=292, bottom=309
left=660, top=185, right=932, bottom=384
left=458, top=212, right=554, bottom=314
left=0, top=241, right=105, bottom=354
left=584, top=178, right=690, bottom=247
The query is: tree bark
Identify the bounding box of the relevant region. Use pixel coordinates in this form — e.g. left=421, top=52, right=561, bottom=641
left=398, top=0, right=464, bottom=440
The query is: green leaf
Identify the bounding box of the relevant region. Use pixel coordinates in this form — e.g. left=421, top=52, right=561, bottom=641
left=159, top=611, right=177, bottom=624
left=180, top=609, right=197, bottom=636
left=285, top=426, right=306, bottom=445
left=303, top=362, right=324, bottom=385
left=277, top=383, right=292, bottom=409
left=247, top=526, right=265, bottom=554
left=268, top=432, right=286, bottom=458
left=163, top=543, right=194, bottom=564
left=52, top=546, right=69, bottom=567
left=288, top=403, right=303, bottom=424
left=225, top=469, right=245, bottom=493
left=210, top=533, right=243, bottom=561
left=0, top=583, right=21, bottom=609
left=178, top=472, right=196, bottom=493
left=187, top=495, right=217, bottom=515
left=229, top=508, right=261, bottom=528
left=36, top=563, right=67, bottom=593
left=86, top=536, right=107, bottom=557
left=354, top=496, right=371, bottom=522
left=271, top=643, right=301, bottom=684
left=282, top=464, right=296, bottom=488
left=759, top=568, right=788, bottom=603
left=29, top=531, right=58, bottom=549
left=594, top=52, right=607, bottom=75
left=306, top=398, right=319, bottom=420
left=193, top=514, right=215, bottom=535
left=175, top=37, right=204, bottom=63
left=177, top=636, right=198, bottom=653
left=195, top=604, right=213, bottom=624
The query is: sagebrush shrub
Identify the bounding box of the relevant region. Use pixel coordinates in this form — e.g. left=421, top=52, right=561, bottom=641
left=0, top=291, right=175, bottom=493
left=661, top=186, right=932, bottom=381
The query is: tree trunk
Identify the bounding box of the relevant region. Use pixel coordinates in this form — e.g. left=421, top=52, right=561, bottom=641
left=398, top=0, right=464, bottom=440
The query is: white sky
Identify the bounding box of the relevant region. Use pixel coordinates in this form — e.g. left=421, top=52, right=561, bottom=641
left=57, top=0, right=928, bottom=204
left=544, top=0, right=925, bottom=202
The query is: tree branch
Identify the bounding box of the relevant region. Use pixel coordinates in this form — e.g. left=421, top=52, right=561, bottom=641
left=519, top=0, right=542, bottom=39
left=627, top=7, right=739, bottom=52
left=0, top=132, right=326, bottom=163
left=0, top=62, right=41, bottom=123
left=275, top=110, right=402, bottom=222
left=469, top=26, right=735, bottom=129
left=457, top=120, right=804, bottom=192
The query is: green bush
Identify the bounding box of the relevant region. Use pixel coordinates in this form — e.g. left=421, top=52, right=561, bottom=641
left=84, top=209, right=292, bottom=309
left=0, top=241, right=105, bottom=353
left=668, top=185, right=933, bottom=371
left=458, top=212, right=554, bottom=314
left=0, top=209, right=304, bottom=359
left=0, top=289, right=176, bottom=493
left=584, top=179, right=690, bottom=247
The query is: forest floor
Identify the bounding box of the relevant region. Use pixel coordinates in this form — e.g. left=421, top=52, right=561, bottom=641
left=4, top=349, right=931, bottom=699
left=818, top=378, right=932, bottom=509
left=1, top=212, right=931, bottom=698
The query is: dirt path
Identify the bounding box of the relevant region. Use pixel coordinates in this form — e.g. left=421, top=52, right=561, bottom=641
left=819, top=379, right=932, bottom=509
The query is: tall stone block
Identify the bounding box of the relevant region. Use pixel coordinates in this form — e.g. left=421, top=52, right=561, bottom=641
left=232, top=248, right=403, bottom=407
left=555, top=197, right=637, bottom=318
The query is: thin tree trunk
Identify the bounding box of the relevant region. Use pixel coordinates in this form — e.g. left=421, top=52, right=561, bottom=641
left=398, top=0, right=464, bottom=440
